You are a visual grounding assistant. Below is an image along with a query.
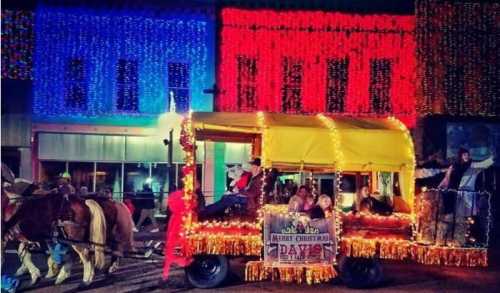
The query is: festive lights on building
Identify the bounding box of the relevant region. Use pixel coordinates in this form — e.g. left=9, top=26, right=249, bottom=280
left=218, top=8, right=416, bottom=127
left=416, top=0, right=500, bottom=116
left=33, top=8, right=211, bottom=122
left=1, top=10, right=34, bottom=80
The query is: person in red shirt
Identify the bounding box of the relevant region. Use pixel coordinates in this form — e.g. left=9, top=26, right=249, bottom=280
left=200, top=158, right=263, bottom=219
left=162, top=182, right=192, bottom=280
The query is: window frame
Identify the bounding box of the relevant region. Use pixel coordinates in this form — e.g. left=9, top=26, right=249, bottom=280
left=64, top=58, right=88, bottom=110
left=116, top=59, right=139, bottom=112
left=167, top=62, right=190, bottom=113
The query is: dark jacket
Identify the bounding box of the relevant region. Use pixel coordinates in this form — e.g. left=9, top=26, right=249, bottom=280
left=195, top=188, right=206, bottom=213
left=138, top=187, right=155, bottom=209
left=239, top=171, right=263, bottom=216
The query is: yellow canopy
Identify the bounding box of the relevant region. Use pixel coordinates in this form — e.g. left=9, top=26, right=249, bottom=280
left=191, top=112, right=415, bottom=204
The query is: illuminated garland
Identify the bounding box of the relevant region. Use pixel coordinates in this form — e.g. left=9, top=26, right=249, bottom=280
left=33, top=8, right=211, bottom=122
left=256, top=111, right=267, bottom=228
left=1, top=10, right=34, bottom=80
left=189, top=220, right=260, bottom=232
left=340, top=237, right=488, bottom=267
left=181, top=113, right=264, bottom=257
left=245, top=261, right=337, bottom=285
left=218, top=8, right=416, bottom=126
left=187, top=234, right=262, bottom=256
left=341, top=211, right=413, bottom=235
left=387, top=115, right=417, bottom=242
left=317, top=114, right=344, bottom=260
left=180, top=113, right=196, bottom=238
left=416, top=1, right=500, bottom=116
left=415, top=188, right=492, bottom=247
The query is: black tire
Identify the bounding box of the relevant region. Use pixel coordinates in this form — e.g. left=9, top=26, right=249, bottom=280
left=185, top=255, right=229, bottom=289
left=338, top=256, right=383, bottom=289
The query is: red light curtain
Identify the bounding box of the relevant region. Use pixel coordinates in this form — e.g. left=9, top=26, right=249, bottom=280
left=218, top=8, right=416, bottom=126
left=416, top=1, right=500, bottom=116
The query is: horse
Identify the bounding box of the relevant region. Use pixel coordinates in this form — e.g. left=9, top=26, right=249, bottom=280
left=2, top=187, right=107, bottom=286
left=3, top=189, right=135, bottom=286
left=82, top=195, right=135, bottom=273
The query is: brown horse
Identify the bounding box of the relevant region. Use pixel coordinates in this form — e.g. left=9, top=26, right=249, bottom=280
left=2, top=189, right=107, bottom=285
left=83, top=196, right=135, bottom=273
left=3, top=190, right=135, bottom=286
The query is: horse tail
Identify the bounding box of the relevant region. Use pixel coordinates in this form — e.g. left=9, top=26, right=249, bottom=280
left=84, top=199, right=107, bottom=270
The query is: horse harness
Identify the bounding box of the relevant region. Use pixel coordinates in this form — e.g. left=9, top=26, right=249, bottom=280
left=53, top=192, right=87, bottom=241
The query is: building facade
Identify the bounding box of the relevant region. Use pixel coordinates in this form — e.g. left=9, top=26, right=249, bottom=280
left=30, top=5, right=216, bottom=199
left=1, top=10, right=34, bottom=179
left=216, top=8, right=416, bottom=126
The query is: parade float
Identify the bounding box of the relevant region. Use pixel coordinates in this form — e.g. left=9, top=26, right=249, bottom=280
left=165, top=112, right=490, bottom=289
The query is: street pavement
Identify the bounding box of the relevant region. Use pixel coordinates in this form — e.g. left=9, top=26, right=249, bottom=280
left=3, top=233, right=500, bottom=293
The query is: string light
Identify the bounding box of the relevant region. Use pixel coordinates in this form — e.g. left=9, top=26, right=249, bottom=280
left=416, top=1, right=500, bottom=116
left=180, top=112, right=196, bottom=238
left=317, top=114, right=344, bottom=260
left=217, top=8, right=416, bottom=127
left=1, top=10, right=34, bottom=80
left=415, top=188, right=492, bottom=248
left=33, top=8, right=211, bottom=122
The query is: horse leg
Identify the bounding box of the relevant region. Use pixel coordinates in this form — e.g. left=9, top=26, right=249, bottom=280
left=14, top=243, right=28, bottom=276
left=54, top=253, right=73, bottom=285
left=1, top=240, right=6, bottom=266
left=16, top=242, right=41, bottom=285
left=45, top=254, right=60, bottom=279
left=108, top=255, right=120, bottom=274
left=72, top=245, right=95, bottom=285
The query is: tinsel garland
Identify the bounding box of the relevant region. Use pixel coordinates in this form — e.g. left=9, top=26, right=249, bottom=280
left=245, top=261, right=337, bottom=285
left=409, top=245, right=487, bottom=267
left=186, top=234, right=262, bottom=256
left=340, top=237, right=487, bottom=267
left=340, top=237, right=378, bottom=258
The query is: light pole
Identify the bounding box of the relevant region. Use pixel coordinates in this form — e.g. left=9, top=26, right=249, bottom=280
left=163, top=128, right=175, bottom=192
left=158, top=91, right=183, bottom=193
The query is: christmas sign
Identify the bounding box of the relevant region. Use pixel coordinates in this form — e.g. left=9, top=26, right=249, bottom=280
left=264, top=212, right=336, bottom=265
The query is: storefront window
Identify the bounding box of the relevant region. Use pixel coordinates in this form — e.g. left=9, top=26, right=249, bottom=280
left=176, top=164, right=185, bottom=189
left=124, top=163, right=150, bottom=196
left=151, top=163, right=168, bottom=194
left=40, top=161, right=66, bottom=187
left=196, top=164, right=203, bottom=186
left=68, top=162, right=94, bottom=192
left=152, top=163, right=169, bottom=212
left=95, top=163, right=122, bottom=200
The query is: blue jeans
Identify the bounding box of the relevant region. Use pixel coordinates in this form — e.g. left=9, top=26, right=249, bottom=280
left=200, top=194, right=247, bottom=218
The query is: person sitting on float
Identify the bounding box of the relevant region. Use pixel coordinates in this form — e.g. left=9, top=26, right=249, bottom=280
left=317, top=194, right=333, bottom=217
left=353, top=185, right=369, bottom=212
left=355, top=185, right=393, bottom=216
left=288, top=185, right=314, bottom=213
left=200, top=158, right=263, bottom=219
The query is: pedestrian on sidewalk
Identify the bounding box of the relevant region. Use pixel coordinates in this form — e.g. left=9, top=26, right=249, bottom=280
left=135, top=183, right=159, bottom=232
